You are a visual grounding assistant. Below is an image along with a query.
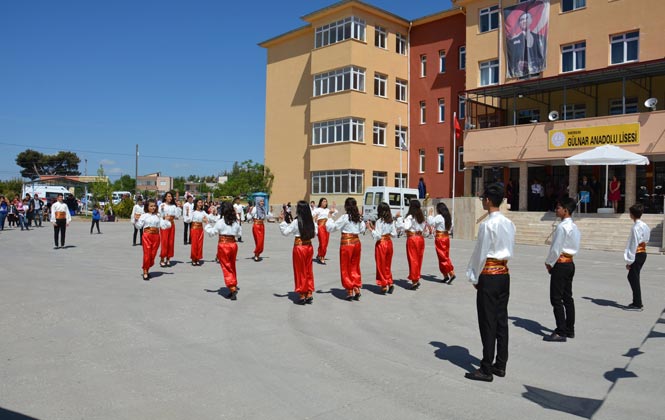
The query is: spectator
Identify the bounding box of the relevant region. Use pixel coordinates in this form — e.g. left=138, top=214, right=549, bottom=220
left=0, top=195, right=8, bottom=230
left=25, top=193, right=35, bottom=227
left=91, top=204, right=102, bottom=234
left=33, top=193, right=44, bottom=227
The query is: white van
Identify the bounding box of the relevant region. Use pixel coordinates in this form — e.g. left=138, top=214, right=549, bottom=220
left=111, top=191, right=132, bottom=205
left=22, top=184, right=71, bottom=204
left=363, top=186, right=419, bottom=221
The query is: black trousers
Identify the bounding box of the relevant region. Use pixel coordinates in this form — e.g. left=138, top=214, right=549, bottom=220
left=90, top=219, right=100, bottom=233
left=54, top=219, right=66, bottom=247
left=133, top=226, right=143, bottom=245
left=550, top=262, right=575, bottom=336
left=627, top=253, right=646, bottom=307
left=183, top=222, right=191, bottom=244
left=476, top=273, right=510, bottom=374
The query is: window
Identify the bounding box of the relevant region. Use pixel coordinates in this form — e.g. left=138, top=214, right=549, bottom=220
left=395, top=79, right=407, bottom=102
left=517, top=109, right=540, bottom=124
left=458, top=95, right=466, bottom=119
left=459, top=46, right=466, bottom=70
left=611, top=31, right=639, bottom=64
left=479, top=5, right=499, bottom=33
left=420, top=54, right=427, bottom=77
left=395, top=125, right=407, bottom=149
left=562, top=42, right=586, bottom=72
left=458, top=146, right=464, bottom=172
left=373, top=122, right=386, bottom=146
left=609, top=97, right=638, bottom=115
left=480, top=60, right=499, bottom=86
left=375, top=26, right=387, bottom=49
left=439, top=50, right=446, bottom=73
left=562, top=0, right=586, bottom=12
left=311, top=170, right=364, bottom=194
left=372, top=171, right=387, bottom=186
left=314, top=66, right=365, bottom=96
left=420, top=101, right=426, bottom=124
left=315, top=17, right=366, bottom=48
left=437, top=148, right=444, bottom=173
left=438, top=99, right=446, bottom=123
left=396, top=33, right=407, bottom=55
left=312, top=118, right=364, bottom=145
left=419, top=149, right=426, bottom=173
left=374, top=73, right=387, bottom=97
left=562, top=104, right=586, bottom=120
left=394, top=173, right=407, bottom=188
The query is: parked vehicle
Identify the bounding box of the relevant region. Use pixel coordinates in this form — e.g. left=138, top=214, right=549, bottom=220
left=362, top=186, right=419, bottom=221
left=21, top=184, right=72, bottom=205
left=111, top=191, right=132, bottom=205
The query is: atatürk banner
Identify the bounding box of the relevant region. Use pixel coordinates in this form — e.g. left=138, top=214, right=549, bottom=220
left=504, top=0, right=549, bottom=79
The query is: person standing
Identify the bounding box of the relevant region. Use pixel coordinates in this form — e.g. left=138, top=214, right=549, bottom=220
left=623, top=203, right=650, bottom=311
left=24, top=193, right=35, bottom=228
left=249, top=198, right=267, bottom=261
left=326, top=197, right=365, bottom=301
left=366, top=202, right=397, bottom=294
left=428, top=202, right=456, bottom=284
left=51, top=193, right=72, bottom=249
left=190, top=198, right=208, bottom=266
left=396, top=200, right=427, bottom=290
left=233, top=197, right=245, bottom=242
left=418, top=177, right=427, bottom=199
left=16, top=197, right=28, bottom=230
left=159, top=191, right=182, bottom=267
left=182, top=194, right=194, bottom=245
left=543, top=197, right=580, bottom=342
left=90, top=204, right=102, bottom=234
left=136, top=199, right=171, bottom=280
left=0, top=195, right=8, bottom=230
left=609, top=175, right=621, bottom=213
left=280, top=200, right=316, bottom=305
left=33, top=194, right=43, bottom=227
left=131, top=197, right=145, bottom=246
left=205, top=201, right=242, bottom=300
left=465, top=183, right=515, bottom=382
left=312, top=198, right=337, bottom=264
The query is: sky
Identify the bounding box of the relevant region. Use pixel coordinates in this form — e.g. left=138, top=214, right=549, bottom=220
left=0, top=0, right=453, bottom=181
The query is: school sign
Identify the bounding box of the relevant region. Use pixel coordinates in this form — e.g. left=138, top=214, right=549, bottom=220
left=548, top=123, right=640, bottom=150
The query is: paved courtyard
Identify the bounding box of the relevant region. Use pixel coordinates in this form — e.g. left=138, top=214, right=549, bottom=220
left=1, top=218, right=664, bottom=420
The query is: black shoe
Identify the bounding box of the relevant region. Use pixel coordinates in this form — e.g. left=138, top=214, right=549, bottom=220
left=447, top=275, right=456, bottom=284
left=464, top=369, right=493, bottom=382
left=441, top=277, right=449, bottom=283
left=228, top=291, right=238, bottom=301
left=411, top=282, right=421, bottom=291
left=625, top=304, right=643, bottom=311
left=253, top=256, right=260, bottom=262
left=54, top=246, right=59, bottom=249
left=543, top=333, right=567, bottom=342
left=566, top=333, right=575, bottom=339
left=353, top=293, right=361, bottom=301
left=305, top=297, right=313, bottom=304
left=387, top=285, right=395, bottom=294
left=345, top=295, right=354, bottom=301
left=142, top=273, right=150, bottom=281
left=295, top=298, right=306, bottom=305
left=491, top=366, right=506, bottom=377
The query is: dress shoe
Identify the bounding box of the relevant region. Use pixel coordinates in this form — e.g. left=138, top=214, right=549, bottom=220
left=464, top=369, right=493, bottom=382
left=305, top=297, right=313, bottom=304
left=441, top=276, right=449, bottom=283
left=543, top=333, right=567, bottom=342
left=491, top=366, right=506, bottom=377
left=142, top=272, right=150, bottom=281
left=625, top=303, right=643, bottom=311
left=387, top=285, right=395, bottom=294
left=353, top=293, right=361, bottom=301
left=411, top=282, right=421, bottom=291
left=447, top=275, right=456, bottom=285
left=566, top=332, right=575, bottom=339
left=228, top=291, right=238, bottom=301
left=295, top=298, right=306, bottom=305
left=345, top=295, right=354, bottom=301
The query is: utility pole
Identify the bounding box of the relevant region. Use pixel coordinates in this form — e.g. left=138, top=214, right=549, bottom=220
left=135, top=144, right=139, bottom=196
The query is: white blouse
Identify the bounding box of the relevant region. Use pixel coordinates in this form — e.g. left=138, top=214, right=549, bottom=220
left=131, top=204, right=145, bottom=226
left=205, top=219, right=242, bottom=238
left=545, top=217, right=581, bottom=266
left=50, top=202, right=72, bottom=223
left=427, top=214, right=449, bottom=232
left=191, top=210, right=208, bottom=223
left=396, top=215, right=427, bottom=232
left=136, top=213, right=172, bottom=230
left=279, top=220, right=302, bottom=237
left=312, top=207, right=338, bottom=221
left=326, top=214, right=366, bottom=235
left=182, top=201, right=194, bottom=223
left=624, top=219, right=651, bottom=264
left=370, top=219, right=397, bottom=241
left=160, top=203, right=182, bottom=219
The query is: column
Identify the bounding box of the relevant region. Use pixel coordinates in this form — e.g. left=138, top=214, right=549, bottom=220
left=568, top=165, right=579, bottom=200
left=519, top=162, right=528, bottom=211
left=625, top=165, right=636, bottom=213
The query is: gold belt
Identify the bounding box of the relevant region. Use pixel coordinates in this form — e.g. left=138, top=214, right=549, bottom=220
left=435, top=230, right=449, bottom=238
left=191, top=222, right=203, bottom=230
left=317, top=218, right=327, bottom=226
left=406, top=231, right=423, bottom=237
left=341, top=233, right=359, bottom=246
left=55, top=211, right=67, bottom=219
left=636, top=242, right=646, bottom=253
left=380, top=234, right=392, bottom=242
left=218, top=235, right=236, bottom=244
left=254, top=219, right=264, bottom=225
left=145, top=227, right=159, bottom=234
left=165, top=215, right=175, bottom=222
left=557, top=252, right=574, bottom=263
left=294, top=237, right=312, bottom=246
left=481, top=258, right=509, bottom=275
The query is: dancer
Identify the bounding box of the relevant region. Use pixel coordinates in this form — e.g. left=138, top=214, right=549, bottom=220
left=249, top=198, right=267, bottom=261
left=50, top=193, right=71, bottom=249
left=190, top=198, right=209, bottom=266
left=623, top=203, right=650, bottom=311
left=397, top=200, right=427, bottom=290
left=280, top=200, right=316, bottom=305
left=205, top=202, right=242, bottom=300
left=326, top=197, right=365, bottom=301
left=366, top=202, right=397, bottom=294
left=135, top=198, right=171, bottom=280
left=428, top=202, right=456, bottom=283
left=131, top=197, right=145, bottom=246
left=312, top=198, right=337, bottom=264
left=233, top=197, right=245, bottom=242
left=159, top=191, right=182, bottom=267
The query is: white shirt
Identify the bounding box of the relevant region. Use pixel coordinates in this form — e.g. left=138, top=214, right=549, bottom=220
left=279, top=220, right=302, bottom=237
left=624, top=219, right=651, bottom=264
left=312, top=207, right=337, bottom=221
left=396, top=215, right=427, bottom=232
left=160, top=203, right=181, bottom=219
left=131, top=204, right=145, bottom=226
left=545, top=217, right=581, bottom=266
left=205, top=219, right=242, bottom=238
left=50, top=202, right=72, bottom=224
left=182, top=201, right=194, bottom=223
left=466, top=211, right=516, bottom=284
left=427, top=214, right=449, bottom=232
left=135, top=213, right=171, bottom=230
left=191, top=210, right=208, bottom=223
left=370, top=219, right=397, bottom=241
left=233, top=203, right=245, bottom=221
left=326, top=214, right=366, bottom=235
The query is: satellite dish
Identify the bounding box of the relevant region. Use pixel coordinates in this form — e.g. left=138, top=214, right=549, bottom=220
left=644, top=97, right=658, bottom=111
left=548, top=111, right=559, bottom=121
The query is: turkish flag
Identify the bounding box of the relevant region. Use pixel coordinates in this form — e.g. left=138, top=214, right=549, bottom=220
left=454, top=115, right=462, bottom=140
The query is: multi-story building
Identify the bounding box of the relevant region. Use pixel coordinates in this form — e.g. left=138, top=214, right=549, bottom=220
left=136, top=172, right=173, bottom=196
left=454, top=0, right=665, bottom=213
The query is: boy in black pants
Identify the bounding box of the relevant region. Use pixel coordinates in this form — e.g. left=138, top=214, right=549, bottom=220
left=623, top=203, right=650, bottom=311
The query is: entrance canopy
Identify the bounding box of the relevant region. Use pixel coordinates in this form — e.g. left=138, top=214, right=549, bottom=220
left=564, top=145, right=649, bottom=166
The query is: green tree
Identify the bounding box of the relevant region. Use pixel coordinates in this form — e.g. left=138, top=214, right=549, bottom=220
left=112, top=174, right=136, bottom=193
left=89, top=165, right=112, bottom=205
left=173, top=176, right=186, bottom=195
left=214, top=160, right=273, bottom=197
left=15, top=149, right=81, bottom=179
left=0, top=178, right=24, bottom=199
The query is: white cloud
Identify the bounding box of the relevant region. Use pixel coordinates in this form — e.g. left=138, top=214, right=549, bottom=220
left=100, top=159, right=116, bottom=166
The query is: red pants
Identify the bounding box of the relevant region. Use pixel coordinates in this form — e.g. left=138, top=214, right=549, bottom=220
left=435, top=236, right=454, bottom=276
left=142, top=232, right=160, bottom=271
left=190, top=228, right=204, bottom=262
left=252, top=223, right=265, bottom=256
left=375, top=239, right=394, bottom=287
left=317, top=222, right=329, bottom=259
left=339, top=242, right=362, bottom=291
left=293, top=244, right=314, bottom=294
left=406, top=235, right=425, bottom=282
left=217, top=241, right=238, bottom=289
left=160, top=224, right=175, bottom=259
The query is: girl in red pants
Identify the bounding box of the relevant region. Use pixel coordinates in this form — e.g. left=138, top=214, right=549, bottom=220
left=280, top=200, right=316, bottom=305
left=367, top=202, right=397, bottom=294
left=326, top=197, right=365, bottom=301
left=189, top=198, right=208, bottom=266
left=397, top=200, right=427, bottom=290
left=428, top=202, right=456, bottom=283
left=205, top=202, right=242, bottom=300
left=136, top=199, right=171, bottom=280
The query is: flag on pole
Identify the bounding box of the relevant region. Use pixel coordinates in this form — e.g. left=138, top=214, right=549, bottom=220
left=454, top=114, right=462, bottom=140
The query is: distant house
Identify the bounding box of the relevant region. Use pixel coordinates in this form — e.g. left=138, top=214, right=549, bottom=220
left=136, top=172, right=172, bottom=195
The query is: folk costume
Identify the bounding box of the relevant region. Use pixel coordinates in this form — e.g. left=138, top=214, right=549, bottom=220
left=369, top=219, right=397, bottom=293
left=130, top=203, right=145, bottom=246
left=50, top=200, right=71, bottom=248
left=624, top=219, right=650, bottom=309
left=249, top=203, right=267, bottom=261
left=182, top=199, right=194, bottom=245
left=135, top=213, right=171, bottom=279
left=159, top=203, right=181, bottom=265
left=427, top=214, right=455, bottom=282
left=396, top=215, right=427, bottom=288
left=280, top=220, right=315, bottom=303
left=205, top=218, right=242, bottom=300
left=312, top=207, right=338, bottom=264
left=326, top=214, right=365, bottom=300
left=189, top=210, right=208, bottom=265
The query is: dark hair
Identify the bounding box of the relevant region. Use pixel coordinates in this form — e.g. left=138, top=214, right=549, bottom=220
left=318, top=197, right=328, bottom=208
left=162, top=191, right=174, bottom=204
left=145, top=198, right=157, bottom=214
left=629, top=202, right=643, bottom=219
left=483, top=183, right=504, bottom=207
left=406, top=199, right=425, bottom=224
left=296, top=200, right=315, bottom=241
left=377, top=202, right=393, bottom=223
left=344, top=197, right=361, bottom=223
left=557, top=197, right=577, bottom=215
left=221, top=201, right=237, bottom=226
left=194, top=198, right=203, bottom=210
left=436, top=202, right=452, bottom=231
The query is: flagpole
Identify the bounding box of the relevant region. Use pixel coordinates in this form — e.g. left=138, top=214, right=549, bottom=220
left=452, top=112, right=457, bottom=232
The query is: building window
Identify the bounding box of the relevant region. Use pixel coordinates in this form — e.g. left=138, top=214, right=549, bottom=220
left=562, top=0, right=586, bottom=12
left=517, top=109, right=540, bottom=124
left=420, top=54, right=427, bottom=77
left=459, top=46, right=466, bottom=70
left=419, top=101, right=426, bottom=124
left=374, top=73, right=387, bottom=97
left=395, top=125, right=407, bottom=149
left=315, top=16, right=366, bottom=48
left=458, top=95, right=466, bottom=119
left=480, top=59, right=499, bottom=86
left=562, top=42, right=586, bottom=72
left=562, top=104, right=586, bottom=120
left=314, top=66, right=365, bottom=96
left=374, top=26, right=387, bottom=49
left=311, top=169, right=364, bottom=194
left=396, top=33, right=407, bottom=55
left=373, top=122, right=386, bottom=146
left=479, top=5, right=499, bottom=33
left=312, top=118, right=365, bottom=145
left=458, top=146, right=464, bottom=172
left=609, top=97, right=638, bottom=115
left=438, top=99, right=446, bottom=123
left=395, top=79, right=407, bottom=102
left=439, top=50, right=446, bottom=73
left=372, top=171, right=387, bottom=186
left=437, top=148, right=444, bottom=173
left=611, top=31, right=639, bottom=64
left=419, top=149, right=425, bottom=173
left=394, top=173, right=407, bottom=188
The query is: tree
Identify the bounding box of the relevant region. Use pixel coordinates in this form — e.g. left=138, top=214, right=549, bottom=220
left=214, top=160, right=273, bottom=197
left=173, top=177, right=186, bottom=195
left=89, top=165, right=112, bottom=204
left=15, top=149, right=81, bottom=179
left=112, top=175, right=136, bottom=193
left=0, top=178, right=24, bottom=199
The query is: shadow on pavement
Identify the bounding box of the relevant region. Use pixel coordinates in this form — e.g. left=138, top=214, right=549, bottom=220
left=362, top=284, right=386, bottom=295
left=421, top=274, right=445, bottom=284
left=429, top=341, right=480, bottom=373
left=508, top=316, right=553, bottom=337
left=0, top=407, right=40, bottom=419
left=273, top=291, right=302, bottom=303
left=522, top=385, right=602, bottom=419
left=581, top=296, right=625, bottom=309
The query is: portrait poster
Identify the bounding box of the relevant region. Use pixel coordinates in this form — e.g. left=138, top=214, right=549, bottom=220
left=504, top=0, right=549, bottom=79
